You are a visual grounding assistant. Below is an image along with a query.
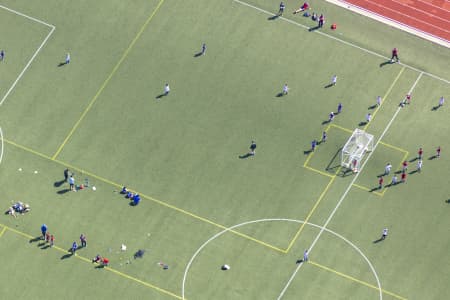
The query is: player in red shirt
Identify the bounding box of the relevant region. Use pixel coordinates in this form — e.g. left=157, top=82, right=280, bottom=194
left=101, top=258, right=109, bottom=266
left=401, top=172, right=406, bottom=183
left=402, top=161, right=408, bottom=172
left=50, top=235, right=55, bottom=247
left=45, top=232, right=50, bottom=244
left=378, top=176, right=384, bottom=189
left=436, top=146, right=441, bottom=158
left=293, top=2, right=309, bottom=14
left=418, top=147, right=423, bottom=160
left=391, top=48, right=399, bottom=63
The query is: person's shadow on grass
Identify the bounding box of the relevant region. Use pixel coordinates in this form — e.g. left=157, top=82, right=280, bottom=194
left=58, top=62, right=68, bottom=67
left=61, top=253, right=73, bottom=260
left=309, top=25, right=320, bottom=32
left=268, top=15, right=279, bottom=21
left=359, top=121, right=367, bottom=126
left=379, top=60, right=392, bottom=67
left=57, top=189, right=70, bottom=194
left=239, top=153, right=253, bottom=159
left=29, top=236, right=42, bottom=243
left=54, top=180, right=65, bottom=187
left=368, top=104, right=377, bottom=110
left=373, top=237, right=384, bottom=243
left=324, top=83, right=334, bottom=88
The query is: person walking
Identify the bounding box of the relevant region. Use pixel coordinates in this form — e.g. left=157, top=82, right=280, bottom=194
left=378, top=176, right=384, bottom=189
left=80, top=234, right=87, bottom=248
left=71, top=241, right=78, bottom=255
left=69, top=175, right=75, bottom=191
left=41, top=224, right=48, bottom=240
left=381, top=228, right=388, bottom=240
left=303, top=249, right=309, bottom=262
left=249, top=141, right=257, bottom=156
left=64, top=168, right=69, bottom=182
left=384, top=163, right=392, bottom=175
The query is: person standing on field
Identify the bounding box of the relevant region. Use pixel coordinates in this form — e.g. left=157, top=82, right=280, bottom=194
left=390, top=48, right=399, bottom=63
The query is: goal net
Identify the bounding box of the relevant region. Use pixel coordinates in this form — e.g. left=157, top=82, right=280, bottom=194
left=341, top=128, right=374, bottom=171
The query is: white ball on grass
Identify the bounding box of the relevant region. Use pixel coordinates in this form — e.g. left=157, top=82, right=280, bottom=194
left=92, top=186, right=97, bottom=191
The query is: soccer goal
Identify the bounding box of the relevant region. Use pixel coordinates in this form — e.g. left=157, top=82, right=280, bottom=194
left=341, top=128, right=374, bottom=172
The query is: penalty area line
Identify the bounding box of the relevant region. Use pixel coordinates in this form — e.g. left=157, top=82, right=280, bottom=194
left=276, top=72, right=424, bottom=300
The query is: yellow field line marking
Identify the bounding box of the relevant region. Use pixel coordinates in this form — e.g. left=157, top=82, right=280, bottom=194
left=285, top=171, right=339, bottom=253
left=309, top=260, right=408, bottom=300
left=379, top=141, right=408, bottom=154
left=0, top=223, right=182, bottom=299
left=5, top=138, right=52, bottom=160
left=330, top=123, right=353, bottom=134
left=303, top=165, right=334, bottom=178
left=364, top=67, right=405, bottom=132
left=5, top=138, right=285, bottom=253
left=303, top=124, right=332, bottom=170
left=51, top=0, right=166, bottom=160
left=352, top=183, right=383, bottom=196
left=0, top=226, right=7, bottom=238
left=303, top=149, right=316, bottom=168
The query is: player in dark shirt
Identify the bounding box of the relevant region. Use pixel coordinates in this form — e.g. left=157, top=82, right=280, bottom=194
left=278, top=2, right=285, bottom=16
left=391, top=48, right=399, bottom=63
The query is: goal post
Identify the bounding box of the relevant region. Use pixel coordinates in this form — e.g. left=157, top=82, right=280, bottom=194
left=341, top=128, right=374, bottom=171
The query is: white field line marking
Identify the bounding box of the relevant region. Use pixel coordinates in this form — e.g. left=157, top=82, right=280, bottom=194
left=182, top=219, right=381, bottom=300
left=0, top=127, right=4, bottom=165
left=277, top=72, right=423, bottom=300
left=233, top=0, right=450, bottom=85
left=0, top=26, right=55, bottom=106
left=0, top=4, right=54, bottom=28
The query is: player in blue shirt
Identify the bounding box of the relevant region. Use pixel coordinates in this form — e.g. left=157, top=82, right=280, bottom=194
left=337, top=102, right=342, bottom=114
left=41, top=224, right=48, bottom=240
left=0, top=50, right=4, bottom=61
left=71, top=241, right=78, bottom=255
left=311, top=140, right=317, bottom=152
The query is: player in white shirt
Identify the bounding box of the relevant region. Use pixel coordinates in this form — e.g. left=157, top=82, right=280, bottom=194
left=384, top=163, right=392, bottom=175
left=417, top=159, right=422, bottom=173
left=65, top=53, right=70, bottom=64
left=303, top=249, right=309, bottom=262
left=381, top=228, right=388, bottom=240
left=376, top=96, right=382, bottom=106
left=164, top=83, right=170, bottom=96
left=282, top=83, right=289, bottom=95
left=366, top=113, right=371, bottom=123
left=331, top=75, right=337, bottom=86
left=439, top=96, right=444, bottom=107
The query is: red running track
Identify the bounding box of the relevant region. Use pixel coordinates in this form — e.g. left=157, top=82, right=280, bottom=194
left=342, top=0, right=450, bottom=43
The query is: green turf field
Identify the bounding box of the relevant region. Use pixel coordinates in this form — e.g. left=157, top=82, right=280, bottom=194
left=0, top=0, right=449, bottom=299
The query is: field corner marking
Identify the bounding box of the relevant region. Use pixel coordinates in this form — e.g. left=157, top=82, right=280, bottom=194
left=51, top=0, right=166, bottom=160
